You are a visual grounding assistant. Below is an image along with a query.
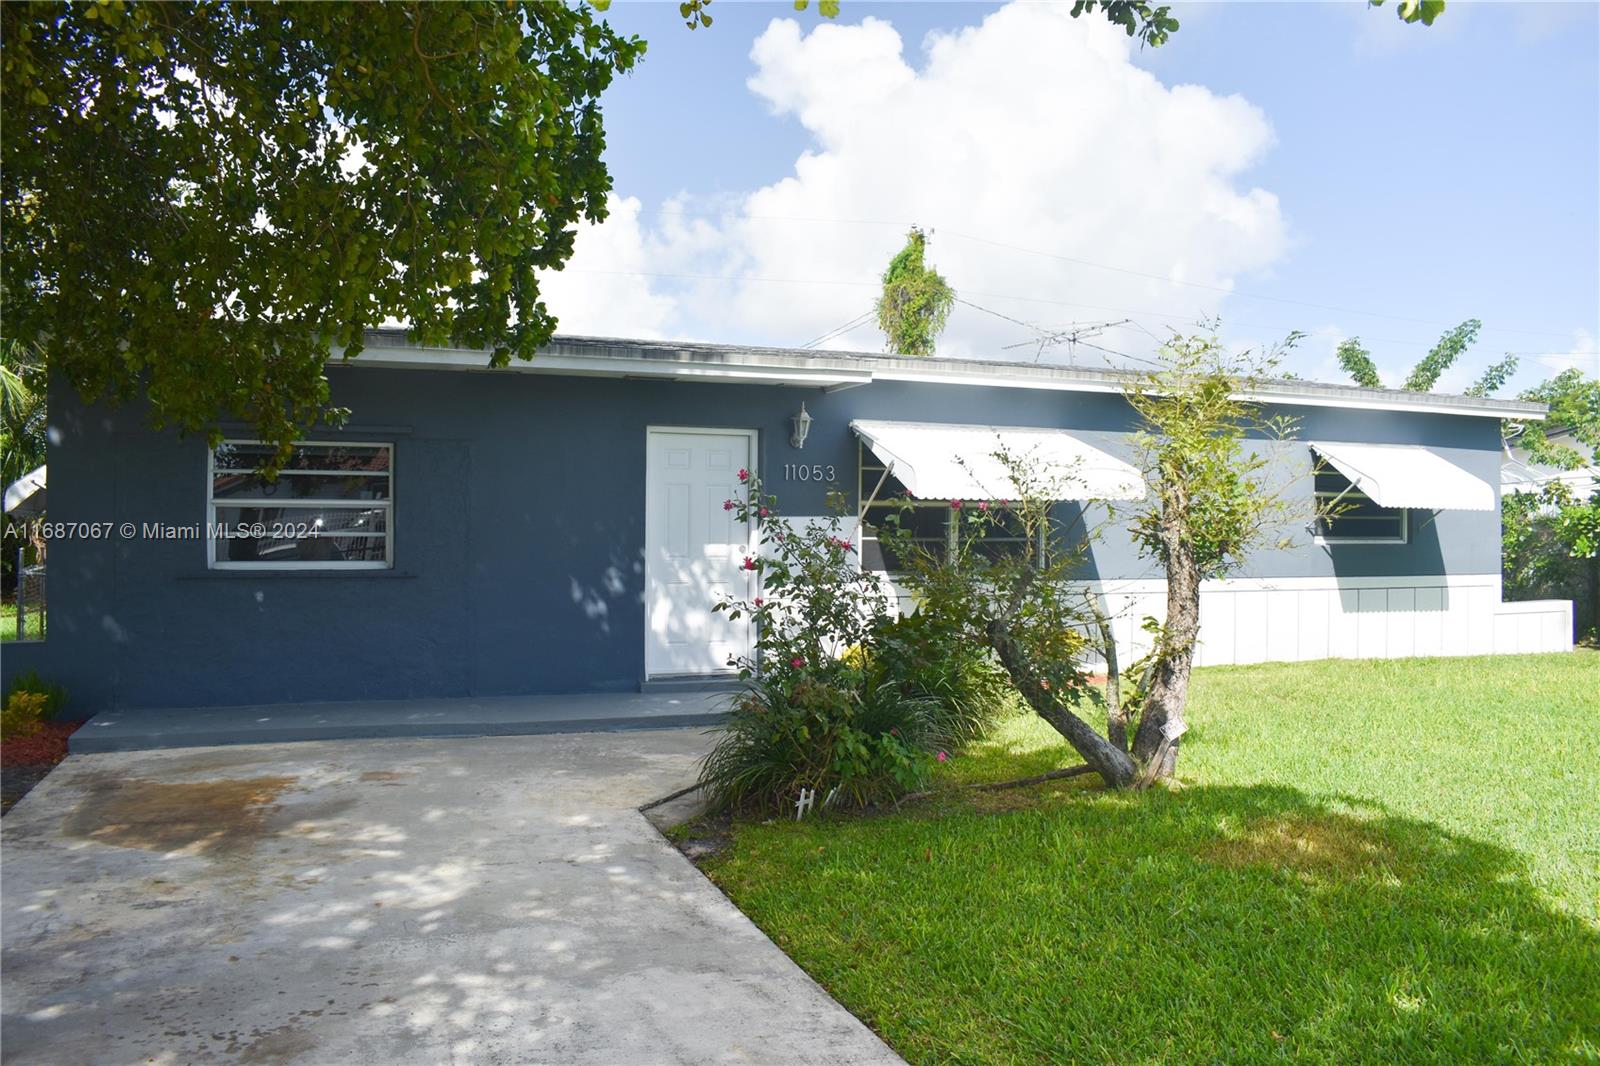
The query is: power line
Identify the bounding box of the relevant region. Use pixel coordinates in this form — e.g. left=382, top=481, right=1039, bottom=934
left=561, top=265, right=1571, bottom=354
left=619, top=205, right=1575, bottom=340
left=801, top=309, right=876, bottom=350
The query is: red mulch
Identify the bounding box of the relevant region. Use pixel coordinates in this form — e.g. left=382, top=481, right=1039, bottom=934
left=0, top=721, right=81, bottom=768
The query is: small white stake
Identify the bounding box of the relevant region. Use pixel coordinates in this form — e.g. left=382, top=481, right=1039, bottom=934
left=795, top=788, right=815, bottom=820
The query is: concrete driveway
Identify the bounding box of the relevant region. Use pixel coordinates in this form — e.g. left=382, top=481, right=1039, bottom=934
left=1, top=730, right=902, bottom=1066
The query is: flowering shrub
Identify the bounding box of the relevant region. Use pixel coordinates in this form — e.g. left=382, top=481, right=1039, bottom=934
left=714, top=470, right=886, bottom=684
left=698, top=471, right=943, bottom=814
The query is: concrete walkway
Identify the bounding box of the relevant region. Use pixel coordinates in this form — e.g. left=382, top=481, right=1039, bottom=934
left=1, top=730, right=903, bottom=1065
left=71, top=691, right=731, bottom=754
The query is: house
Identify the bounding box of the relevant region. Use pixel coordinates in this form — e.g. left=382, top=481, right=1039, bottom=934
left=0, top=331, right=1572, bottom=716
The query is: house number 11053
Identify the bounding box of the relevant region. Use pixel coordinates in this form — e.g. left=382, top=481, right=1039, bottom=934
left=783, top=463, right=836, bottom=482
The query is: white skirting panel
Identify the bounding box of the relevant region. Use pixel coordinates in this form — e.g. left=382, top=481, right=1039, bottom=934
left=1074, top=574, right=1572, bottom=667
left=876, top=573, right=1572, bottom=665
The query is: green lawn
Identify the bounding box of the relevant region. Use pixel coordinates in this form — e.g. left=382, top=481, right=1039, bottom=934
left=0, top=601, right=46, bottom=642
left=704, top=653, right=1600, bottom=1065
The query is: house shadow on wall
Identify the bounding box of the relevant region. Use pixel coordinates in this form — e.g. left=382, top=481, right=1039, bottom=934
left=1326, top=508, right=1450, bottom=614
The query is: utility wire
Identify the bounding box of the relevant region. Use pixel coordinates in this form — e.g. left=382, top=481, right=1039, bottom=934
left=619, top=206, right=1573, bottom=340
left=562, top=265, right=1551, bottom=354
left=801, top=309, right=876, bottom=350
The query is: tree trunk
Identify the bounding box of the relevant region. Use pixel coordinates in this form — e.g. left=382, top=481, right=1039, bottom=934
left=1131, top=539, right=1200, bottom=785
left=987, top=618, right=1137, bottom=789
left=1094, top=603, right=1129, bottom=752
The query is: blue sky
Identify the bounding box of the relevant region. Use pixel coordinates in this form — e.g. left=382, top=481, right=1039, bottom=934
left=540, top=1, right=1599, bottom=393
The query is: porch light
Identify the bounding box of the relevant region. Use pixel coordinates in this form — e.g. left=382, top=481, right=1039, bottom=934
left=790, top=402, right=813, bottom=449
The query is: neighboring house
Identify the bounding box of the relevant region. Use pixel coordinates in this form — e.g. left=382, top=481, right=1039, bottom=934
left=0, top=332, right=1572, bottom=713
left=1502, top=426, right=1600, bottom=500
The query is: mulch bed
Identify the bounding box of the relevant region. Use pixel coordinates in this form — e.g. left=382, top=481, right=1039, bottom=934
left=1, top=721, right=83, bottom=815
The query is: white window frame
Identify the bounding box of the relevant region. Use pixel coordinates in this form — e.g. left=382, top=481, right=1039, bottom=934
left=206, top=439, right=394, bottom=570
left=1312, top=489, right=1409, bottom=546
left=858, top=442, right=1047, bottom=572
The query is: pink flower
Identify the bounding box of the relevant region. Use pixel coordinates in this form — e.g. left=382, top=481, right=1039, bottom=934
left=759, top=507, right=769, bottom=518
left=742, top=556, right=756, bottom=571
left=936, top=751, right=948, bottom=762
left=753, top=597, right=764, bottom=607
left=978, top=501, right=990, bottom=511
left=951, top=499, right=963, bottom=510
left=738, top=468, right=749, bottom=483
left=723, top=499, right=734, bottom=511
left=790, top=656, right=804, bottom=669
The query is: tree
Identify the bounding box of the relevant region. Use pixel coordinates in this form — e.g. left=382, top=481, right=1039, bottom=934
left=1335, top=338, right=1383, bottom=389
left=884, top=330, right=1310, bottom=789
left=882, top=448, right=1139, bottom=787
left=1503, top=369, right=1600, bottom=641
left=1336, top=319, right=1516, bottom=397
left=1, top=339, right=48, bottom=597
left=1120, top=331, right=1308, bottom=783
left=1, top=2, right=643, bottom=465
left=0, top=340, right=46, bottom=493
left=875, top=227, right=954, bottom=357
left=1513, top=370, right=1600, bottom=471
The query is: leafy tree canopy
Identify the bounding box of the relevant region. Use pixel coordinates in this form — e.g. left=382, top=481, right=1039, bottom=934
left=1337, top=318, right=1513, bottom=396
left=875, top=227, right=954, bottom=357
left=1, top=1, right=643, bottom=464
left=1402, top=318, right=1481, bottom=391
left=1515, top=369, right=1600, bottom=471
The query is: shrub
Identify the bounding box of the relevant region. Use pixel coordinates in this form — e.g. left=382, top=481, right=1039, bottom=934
left=700, top=669, right=940, bottom=814
left=699, top=470, right=943, bottom=814
left=5, top=671, right=68, bottom=720
left=1, top=690, right=48, bottom=740
left=868, top=608, right=1018, bottom=749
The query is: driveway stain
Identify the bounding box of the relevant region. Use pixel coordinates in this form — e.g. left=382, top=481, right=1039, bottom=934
left=63, top=774, right=297, bottom=856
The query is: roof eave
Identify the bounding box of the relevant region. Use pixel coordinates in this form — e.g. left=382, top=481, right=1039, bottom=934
left=342, top=330, right=1548, bottom=421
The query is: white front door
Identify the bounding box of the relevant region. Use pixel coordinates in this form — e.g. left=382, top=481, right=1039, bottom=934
left=644, top=428, right=756, bottom=678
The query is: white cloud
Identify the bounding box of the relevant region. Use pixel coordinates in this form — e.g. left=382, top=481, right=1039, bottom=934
left=1536, top=329, right=1600, bottom=376
left=541, top=4, right=1290, bottom=362
left=535, top=195, right=677, bottom=339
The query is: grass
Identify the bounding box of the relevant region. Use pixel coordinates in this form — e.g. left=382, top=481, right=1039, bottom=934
left=703, top=653, right=1600, bottom=1064
left=0, top=601, right=46, bottom=642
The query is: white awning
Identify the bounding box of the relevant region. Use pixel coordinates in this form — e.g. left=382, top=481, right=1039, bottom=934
left=851, top=420, right=1144, bottom=501
left=1311, top=441, right=1495, bottom=511
left=3, top=464, right=45, bottom=516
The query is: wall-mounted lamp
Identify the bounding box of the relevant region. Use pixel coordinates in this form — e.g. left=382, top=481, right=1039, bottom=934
left=790, top=402, right=813, bottom=449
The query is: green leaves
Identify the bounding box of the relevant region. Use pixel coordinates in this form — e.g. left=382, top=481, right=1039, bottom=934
left=1465, top=353, right=1518, bottom=398
left=1393, top=0, right=1447, bottom=26
left=1123, top=330, right=1306, bottom=581
left=1514, top=369, right=1600, bottom=470
left=2, top=2, right=644, bottom=464
left=875, top=227, right=955, bottom=357
left=1336, top=338, right=1383, bottom=389
left=1069, top=1, right=1179, bottom=48
left=1403, top=318, right=1481, bottom=392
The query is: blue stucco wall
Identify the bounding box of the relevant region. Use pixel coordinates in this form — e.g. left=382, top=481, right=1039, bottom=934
left=0, top=366, right=1502, bottom=712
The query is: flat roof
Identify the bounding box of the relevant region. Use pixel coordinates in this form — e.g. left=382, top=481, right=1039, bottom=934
left=347, top=328, right=1546, bottom=421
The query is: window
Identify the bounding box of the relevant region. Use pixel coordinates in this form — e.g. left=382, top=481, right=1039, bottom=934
left=858, top=444, right=1041, bottom=571
left=1312, top=465, right=1407, bottom=543
left=208, top=441, right=393, bottom=569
